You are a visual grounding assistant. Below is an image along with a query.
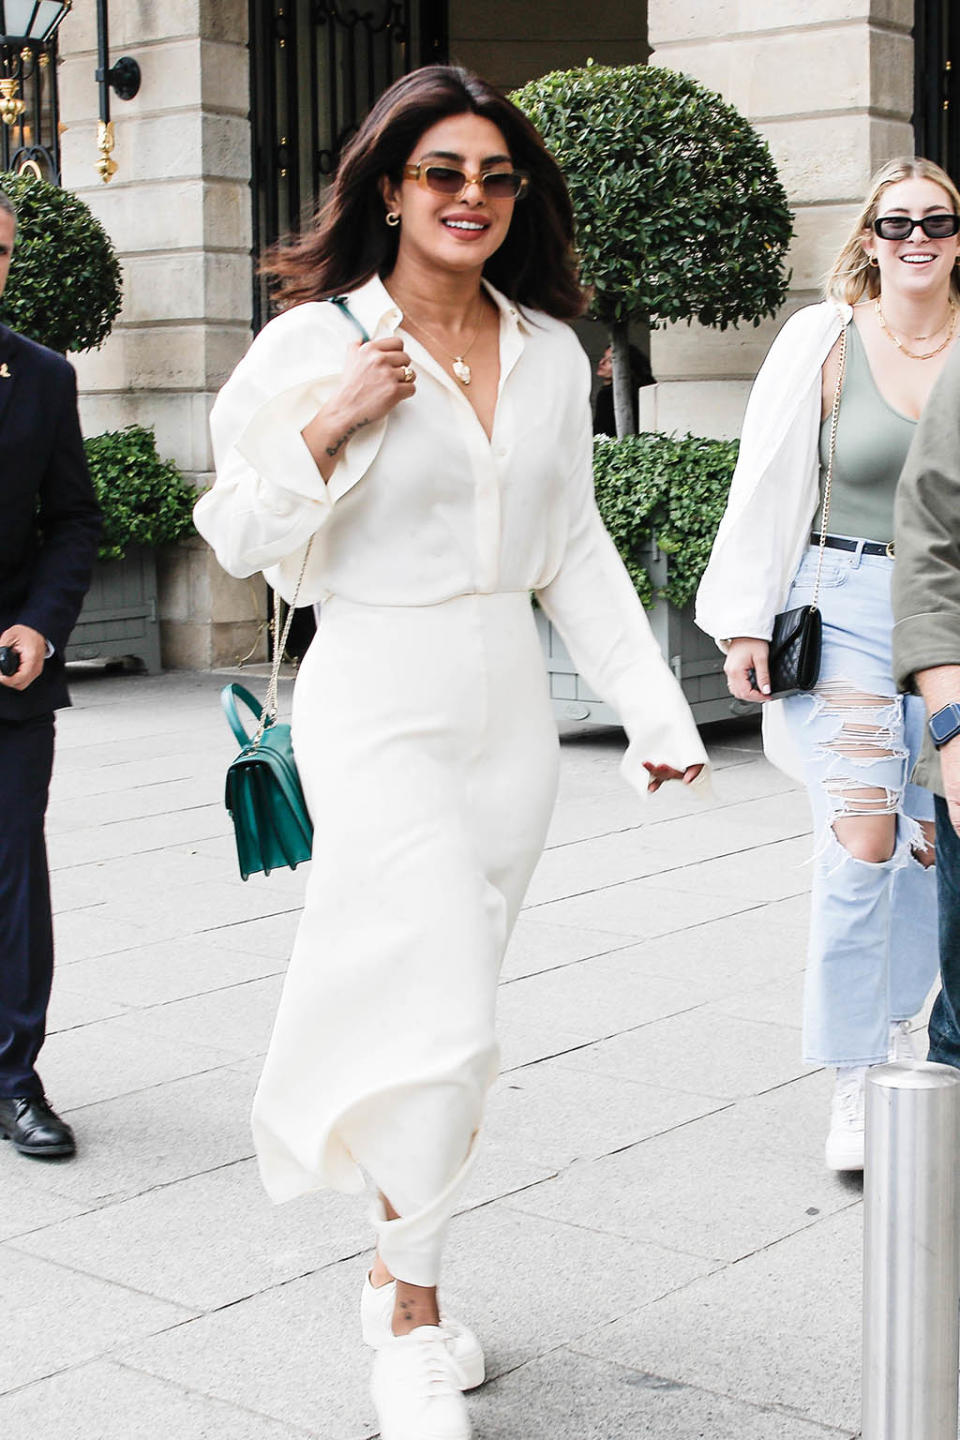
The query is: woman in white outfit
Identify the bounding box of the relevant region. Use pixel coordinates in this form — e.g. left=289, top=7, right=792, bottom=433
left=196, top=65, right=706, bottom=1440
left=697, top=157, right=959, bottom=1173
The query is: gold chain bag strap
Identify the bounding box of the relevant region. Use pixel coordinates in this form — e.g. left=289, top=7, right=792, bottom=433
left=764, top=323, right=848, bottom=700
left=218, top=295, right=371, bottom=878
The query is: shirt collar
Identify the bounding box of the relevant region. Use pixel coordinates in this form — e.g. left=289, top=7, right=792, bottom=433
left=340, top=272, right=533, bottom=339
left=481, top=279, right=532, bottom=335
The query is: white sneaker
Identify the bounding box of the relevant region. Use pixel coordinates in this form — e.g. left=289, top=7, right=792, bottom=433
left=370, top=1326, right=472, bottom=1440
left=889, top=1020, right=917, bottom=1062
left=824, top=1066, right=867, bottom=1171
left=361, top=1276, right=485, bottom=1390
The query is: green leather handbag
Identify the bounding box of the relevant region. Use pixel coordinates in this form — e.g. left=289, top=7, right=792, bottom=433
left=221, top=680, right=313, bottom=880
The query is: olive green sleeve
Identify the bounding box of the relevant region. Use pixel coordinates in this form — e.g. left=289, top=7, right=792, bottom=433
left=893, top=342, right=960, bottom=694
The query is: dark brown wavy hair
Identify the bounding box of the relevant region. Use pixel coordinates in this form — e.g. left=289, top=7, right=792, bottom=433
left=261, top=65, right=587, bottom=320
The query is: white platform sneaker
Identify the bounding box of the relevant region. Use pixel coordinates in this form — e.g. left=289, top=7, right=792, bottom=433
left=361, top=1276, right=485, bottom=1391
left=824, top=1066, right=867, bottom=1171
left=824, top=1027, right=920, bottom=1172
left=370, top=1326, right=472, bottom=1440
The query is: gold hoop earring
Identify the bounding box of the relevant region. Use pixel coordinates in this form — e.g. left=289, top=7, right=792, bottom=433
left=868, top=255, right=879, bottom=267
left=386, top=212, right=401, bottom=228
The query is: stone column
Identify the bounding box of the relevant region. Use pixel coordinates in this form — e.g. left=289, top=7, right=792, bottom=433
left=643, top=0, right=915, bottom=440
left=55, top=0, right=267, bottom=668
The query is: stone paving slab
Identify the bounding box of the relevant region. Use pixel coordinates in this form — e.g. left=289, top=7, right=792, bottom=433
left=50, top=934, right=285, bottom=1011
left=506, top=1100, right=860, bottom=1264
left=0, top=1362, right=313, bottom=1440
left=0, top=1246, right=192, bottom=1393
left=499, top=912, right=639, bottom=981
left=38, top=1010, right=243, bottom=1109
left=0, top=1175, right=93, bottom=1244
left=525, top=794, right=811, bottom=906
left=571, top=1204, right=865, bottom=1434
left=529, top=874, right=759, bottom=940
left=29, top=1061, right=260, bottom=1206
left=560, top=1006, right=816, bottom=1100
left=117, top=1253, right=384, bottom=1440
left=473, top=1348, right=856, bottom=1439
left=482, top=1057, right=727, bottom=1169
left=13, top=1158, right=371, bottom=1312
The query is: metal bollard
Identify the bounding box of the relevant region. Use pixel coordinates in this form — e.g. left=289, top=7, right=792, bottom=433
left=862, top=1060, right=960, bottom=1440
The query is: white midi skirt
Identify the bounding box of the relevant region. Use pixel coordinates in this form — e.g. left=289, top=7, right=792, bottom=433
left=251, top=590, right=560, bottom=1284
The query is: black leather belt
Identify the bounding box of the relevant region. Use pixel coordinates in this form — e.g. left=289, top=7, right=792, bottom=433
left=811, top=533, right=895, bottom=558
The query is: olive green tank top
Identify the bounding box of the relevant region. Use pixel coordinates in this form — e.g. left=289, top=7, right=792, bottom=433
left=818, top=321, right=916, bottom=544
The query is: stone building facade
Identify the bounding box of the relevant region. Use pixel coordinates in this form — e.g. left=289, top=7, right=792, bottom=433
left=47, top=1, right=954, bottom=665
left=643, top=0, right=919, bottom=440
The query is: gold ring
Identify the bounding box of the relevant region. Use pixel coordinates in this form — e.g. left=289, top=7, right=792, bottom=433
left=400, top=365, right=416, bottom=384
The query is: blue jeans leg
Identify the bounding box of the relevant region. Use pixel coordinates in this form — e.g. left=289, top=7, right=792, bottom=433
left=928, top=795, right=960, bottom=1068
left=888, top=849, right=939, bottom=1019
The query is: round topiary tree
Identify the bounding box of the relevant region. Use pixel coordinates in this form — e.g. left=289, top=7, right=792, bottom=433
left=512, top=62, right=794, bottom=435
left=0, top=171, right=122, bottom=353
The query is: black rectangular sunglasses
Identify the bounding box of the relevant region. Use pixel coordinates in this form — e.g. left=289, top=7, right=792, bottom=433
left=872, top=214, right=960, bottom=240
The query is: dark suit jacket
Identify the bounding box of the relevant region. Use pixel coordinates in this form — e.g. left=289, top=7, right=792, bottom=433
left=0, top=323, right=102, bottom=721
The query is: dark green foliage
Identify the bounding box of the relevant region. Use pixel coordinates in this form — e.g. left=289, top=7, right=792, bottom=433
left=0, top=171, right=122, bottom=353
left=512, top=63, right=793, bottom=331
left=83, top=426, right=196, bottom=561
left=593, top=432, right=739, bottom=609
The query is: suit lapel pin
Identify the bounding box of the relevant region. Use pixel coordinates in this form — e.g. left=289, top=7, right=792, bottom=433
left=0, top=363, right=9, bottom=379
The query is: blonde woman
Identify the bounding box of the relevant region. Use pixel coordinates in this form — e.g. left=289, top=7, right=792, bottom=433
left=697, top=157, right=960, bottom=1171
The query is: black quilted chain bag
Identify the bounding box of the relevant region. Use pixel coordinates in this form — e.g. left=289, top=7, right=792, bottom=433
left=765, top=325, right=847, bottom=700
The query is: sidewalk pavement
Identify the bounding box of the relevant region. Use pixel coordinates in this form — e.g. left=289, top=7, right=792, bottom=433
left=0, top=664, right=877, bottom=1440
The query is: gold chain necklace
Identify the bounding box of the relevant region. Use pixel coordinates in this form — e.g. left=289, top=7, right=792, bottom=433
left=875, top=298, right=958, bottom=359
left=400, top=299, right=486, bottom=385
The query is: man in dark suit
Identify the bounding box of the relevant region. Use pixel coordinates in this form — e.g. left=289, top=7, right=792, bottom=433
left=0, top=188, right=101, bottom=1158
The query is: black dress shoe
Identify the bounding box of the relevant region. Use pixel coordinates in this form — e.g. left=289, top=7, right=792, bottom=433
left=0, top=1095, right=76, bottom=1158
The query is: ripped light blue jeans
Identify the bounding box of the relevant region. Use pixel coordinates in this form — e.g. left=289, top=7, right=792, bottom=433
left=782, top=543, right=938, bottom=1066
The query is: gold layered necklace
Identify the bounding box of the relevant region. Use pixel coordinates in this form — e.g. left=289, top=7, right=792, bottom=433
left=875, top=297, right=958, bottom=359
left=400, top=298, right=486, bottom=385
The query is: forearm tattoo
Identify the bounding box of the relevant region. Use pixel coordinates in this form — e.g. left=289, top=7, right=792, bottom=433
left=326, top=417, right=371, bottom=457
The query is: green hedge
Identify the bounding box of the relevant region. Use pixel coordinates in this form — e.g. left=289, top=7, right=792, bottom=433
left=0, top=172, right=122, bottom=354
left=512, top=63, right=792, bottom=332
left=593, top=432, right=738, bottom=609
left=83, top=425, right=196, bottom=561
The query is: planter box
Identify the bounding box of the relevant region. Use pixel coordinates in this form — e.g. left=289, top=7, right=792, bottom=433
left=65, top=546, right=162, bottom=673
left=537, top=541, right=753, bottom=728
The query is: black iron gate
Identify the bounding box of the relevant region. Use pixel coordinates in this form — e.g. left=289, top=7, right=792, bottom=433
left=249, top=0, right=448, bottom=330
left=914, top=0, right=959, bottom=179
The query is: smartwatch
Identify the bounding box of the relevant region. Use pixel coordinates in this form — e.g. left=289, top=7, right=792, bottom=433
left=928, top=702, right=960, bottom=750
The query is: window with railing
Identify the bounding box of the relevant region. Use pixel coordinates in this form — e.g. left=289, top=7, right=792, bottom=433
left=0, top=36, right=61, bottom=181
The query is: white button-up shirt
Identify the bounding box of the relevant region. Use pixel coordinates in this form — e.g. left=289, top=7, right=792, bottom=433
left=195, top=274, right=707, bottom=788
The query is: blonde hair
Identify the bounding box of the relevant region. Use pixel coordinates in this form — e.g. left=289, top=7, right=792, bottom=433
left=824, top=156, right=960, bottom=304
